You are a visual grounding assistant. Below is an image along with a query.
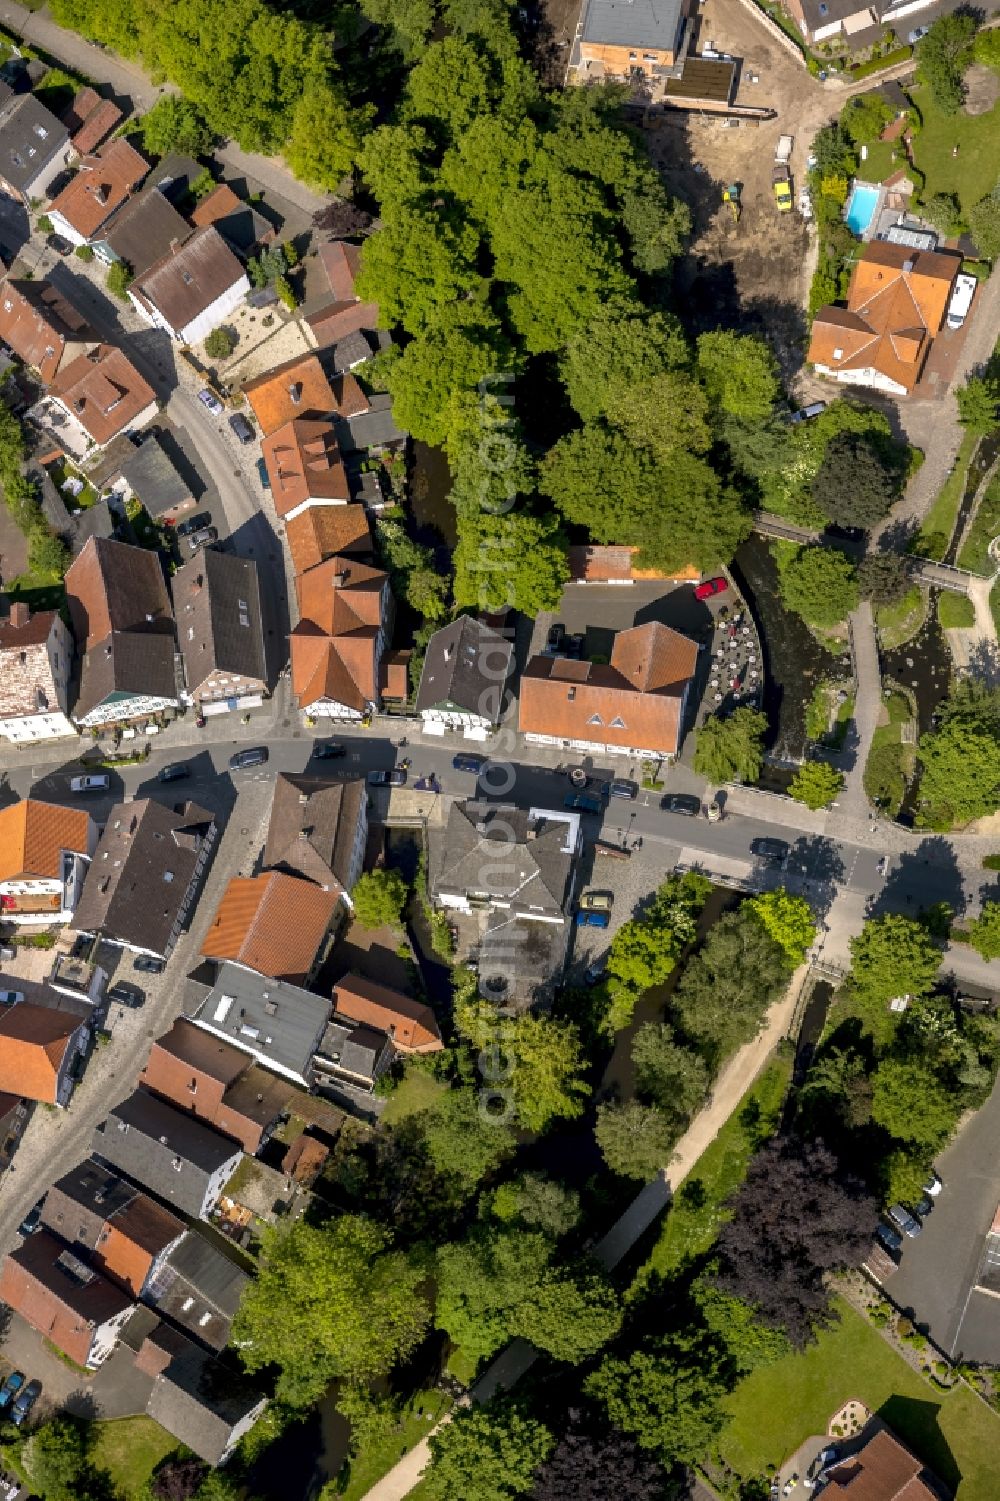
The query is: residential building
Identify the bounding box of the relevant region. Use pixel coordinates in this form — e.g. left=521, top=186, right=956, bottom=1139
left=313, top=1017, right=394, bottom=1095
left=215, top=1157, right=297, bottom=1237
left=0, top=603, right=76, bottom=743
left=820, top=1428, right=938, bottom=1499
left=808, top=242, right=962, bottom=396
left=72, top=797, right=217, bottom=959
left=242, top=354, right=368, bottom=437
left=95, top=185, right=194, bottom=275
left=332, top=972, right=442, bottom=1053
left=0, top=1002, right=90, bottom=1106
left=285, top=503, right=372, bottom=576
left=173, top=548, right=267, bottom=715
left=519, top=621, right=698, bottom=760
left=48, top=950, right=109, bottom=1007
left=93, top=1089, right=243, bottom=1220
left=67, top=96, right=122, bottom=158
left=145, top=152, right=202, bottom=205
left=138, top=1323, right=267, bottom=1466
left=40, top=1157, right=185, bottom=1296
left=119, top=433, right=197, bottom=522
left=779, top=0, right=913, bottom=46
left=128, top=227, right=250, bottom=344
left=47, top=138, right=148, bottom=248
left=416, top=615, right=512, bottom=737
left=65, top=536, right=180, bottom=729
left=305, top=239, right=380, bottom=350
left=0, top=277, right=91, bottom=384
left=190, top=961, right=333, bottom=1086
left=329, top=329, right=373, bottom=375
left=336, top=394, right=406, bottom=454
left=571, top=0, right=688, bottom=83
left=140, top=1017, right=290, bottom=1154
left=144, top=1230, right=247, bottom=1350
left=0, top=1093, right=30, bottom=1172
left=190, top=182, right=276, bottom=260
left=431, top=799, right=579, bottom=923
left=33, top=343, right=158, bottom=459
left=0, top=1229, right=132, bottom=1368
left=37, top=465, right=115, bottom=559
left=200, top=873, right=339, bottom=988
left=0, top=93, right=71, bottom=202
left=261, top=417, right=350, bottom=522
left=290, top=554, right=393, bottom=720
left=0, top=797, right=97, bottom=923
left=263, top=773, right=367, bottom=901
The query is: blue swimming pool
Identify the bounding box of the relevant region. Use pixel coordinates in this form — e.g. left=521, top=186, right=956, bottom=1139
left=844, top=182, right=879, bottom=238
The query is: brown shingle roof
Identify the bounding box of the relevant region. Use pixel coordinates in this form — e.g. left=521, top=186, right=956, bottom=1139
left=0, top=1003, right=81, bottom=1103
left=70, top=98, right=123, bottom=156
left=190, top=183, right=242, bottom=228
left=519, top=622, right=697, bottom=758
left=261, top=417, right=349, bottom=518
left=66, top=535, right=173, bottom=651
left=318, top=241, right=362, bottom=302
left=49, top=139, right=148, bottom=239
left=824, top=1429, right=936, bottom=1499
left=48, top=343, right=156, bottom=446
left=0, top=1229, right=132, bottom=1365
left=130, top=226, right=246, bottom=336
left=242, top=355, right=368, bottom=437
left=264, top=772, right=366, bottom=893
left=285, top=503, right=372, bottom=574
left=200, top=871, right=338, bottom=983
left=0, top=798, right=92, bottom=882
left=0, top=277, right=91, bottom=383
left=333, top=972, right=441, bottom=1051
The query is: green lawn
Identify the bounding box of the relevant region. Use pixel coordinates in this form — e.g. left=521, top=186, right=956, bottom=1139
left=858, top=137, right=905, bottom=183
left=338, top=1390, right=451, bottom=1501
left=913, top=431, right=978, bottom=561
left=864, top=691, right=916, bottom=817
left=957, top=475, right=1000, bottom=575
left=875, top=585, right=927, bottom=649
left=381, top=1065, right=447, bottom=1127
left=638, top=1054, right=792, bottom=1284
left=938, top=591, right=976, bottom=629
left=718, top=1297, right=1000, bottom=1499
left=6, top=572, right=66, bottom=612
left=909, top=83, right=1000, bottom=215
left=90, top=1415, right=181, bottom=1495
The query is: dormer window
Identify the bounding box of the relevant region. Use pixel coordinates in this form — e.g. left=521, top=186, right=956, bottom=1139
left=587, top=714, right=603, bottom=726
left=610, top=716, right=626, bottom=729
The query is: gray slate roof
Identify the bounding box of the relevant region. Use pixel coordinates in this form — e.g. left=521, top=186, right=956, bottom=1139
left=119, top=434, right=193, bottom=517
left=74, top=629, right=179, bottom=720
left=145, top=154, right=202, bottom=205
left=144, top=1324, right=264, bottom=1465
left=580, top=0, right=684, bottom=48
left=0, top=94, right=68, bottom=193
left=317, top=1018, right=392, bottom=1085
left=431, top=800, right=574, bottom=918
left=415, top=615, right=511, bottom=720
left=172, top=547, right=267, bottom=698
left=72, top=796, right=215, bottom=955
left=131, top=226, right=245, bottom=334
left=102, top=186, right=193, bottom=278
left=93, top=1088, right=241, bottom=1219
left=191, top=962, right=331, bottom=1082
left=329, top=331, right=372, bottom=375
left=335, top=394, right=406, bottom=453
left=146, top=1229, right=248, bottom=1350
left=263, top=773, right=366, bottom=894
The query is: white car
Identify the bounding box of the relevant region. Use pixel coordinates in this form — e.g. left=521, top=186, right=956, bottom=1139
left=69, top=773, right=110, bottom=793
left=197, top=388, right=225, bottom=416
left=798, top=188, right=813, bottom=221
left=946, top=273, right=977, bottom=331
left=923, top=1170, right=943, bottom=1197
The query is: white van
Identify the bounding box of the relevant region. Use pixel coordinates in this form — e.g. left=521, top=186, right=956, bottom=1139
left=946, top=273, right=977, bottom=331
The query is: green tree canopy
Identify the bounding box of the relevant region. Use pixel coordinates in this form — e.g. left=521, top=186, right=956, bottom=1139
left=956, top=371, right=1000, bottom=433
left=858, top=550, right=912, bottom=605
left=415, top=1086, right=517, bottom=1192
left=918, top=685, right=1000, bottom=826
left=603, top=872, right=711, bottom=1031
left=453, top=1001, right=589, bottom=1133
left=840, top=92, right=895, bottom=145
left=559, top=307, right=688, bottom=422
left=425, top=1401, right=554, bottom=1501
left=139, top=94, right=214, bottom=156
left=916, top=12, right=979, bottom=113
left=967, top=901, right=1000, bottom=960
left=350, top=868, right=409, bottom=929
left=585, top=1333, right=727, bottom=1463
left=359, top=0, right=436, bottom=59
left=489, top=1172, right=580, bottom=1237
left=693, top=706, right=769, bottom=784
left=777, top=544, right=859, bottom=629
left=672, top=906, right=790, bottom=1064
left=22, top=1418, right=97, bottom=1501
left=696, top=330, right=781, bottom=422
left=921, top=191, right=964, bottom=237
left=631, top=1022, right=710, bottom=1123
left=811, top=432, right=897, bottom=530
left=594, top=1100, right=676, bottom=1181
left=870, top=1057, right=960, bottom=1150
left=849, top=913, right=941, bottom=1007
left=695, top=1282, right=791, bottom=1374
left=285, top=81, right=373, bottom=192
left=233, top=1218, right=429, bottom=1405
left=789, top=760, right=845, bottom=810
left=749, top=888, right=817, bottom=966
left=453, top=509, right=569, bottom=615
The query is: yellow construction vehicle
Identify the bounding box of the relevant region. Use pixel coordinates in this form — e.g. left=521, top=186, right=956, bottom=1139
left=723, top=183, right=741, bottom=223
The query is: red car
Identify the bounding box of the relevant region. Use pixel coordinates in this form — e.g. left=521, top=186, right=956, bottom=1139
left=695, top=576, right=728, bottom=600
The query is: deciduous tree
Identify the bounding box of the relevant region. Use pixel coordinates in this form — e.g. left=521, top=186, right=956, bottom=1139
left=672, top=907, right=789, bottom=1065
left=748, top=888, right=817, bottom=967
left=918, top=684, right=1000, bottom=825
left=693, top=706, right=768, bottom=785
left=956, top=371, right=1000, bottom=433
left=968, top=900, right=1000, bottom=960
left=453, top=1003, right=589, bottom=1134
left=594, top=1100, right=675, bottom=1180
left=696, top=330, right=781, bottom=422
left=631, top=1023, right=709, bottom=1123
left=532, top=1415, right=669, bottom=1501
left=350, top=868, right=409, bottom=929
left=849, top=913, right=941, bottom=1007
left=585, top=1331, right=727, bottom=1462
left=416, top=1087, right=517, bottom=1192
left=870, top=1057, right=960, bottom=1150
left=777, top=544, right=859, bottom=629
left=139, top=95, right=214, bottom=157
left=840, top=93, right=894, bottom=145
left=789, top=761, right=844, bottom=810
left=453, top=509, right=568, bottom=615
left=858, top=550, right=912, bottom=605
left=285, top=81, right=372, bottom=192
left=916, top=12, right=979, bottom=113
left=811, top=432, right=897, bottom=530
left=425, top=1401, right=554, bottom=1501
left=490, top=1173, right=580, bottom=1237
left=559, top=308, right=688, bottom=422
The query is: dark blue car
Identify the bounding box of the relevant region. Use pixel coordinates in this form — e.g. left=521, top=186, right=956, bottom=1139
left=0, top=1372, right=24, bottom=1412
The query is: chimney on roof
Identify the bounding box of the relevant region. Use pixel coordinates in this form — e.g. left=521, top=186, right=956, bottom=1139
left=95, top=183, right=109, bottom=204
left=443, top=644, right=453, bottom=662
left=903, top=258, right=915, bottom=273
left=9, top=601, right=30, bottom=628
left=332, top=568, right=348, bottom=589
left=289, top=382, right=302, bottom=405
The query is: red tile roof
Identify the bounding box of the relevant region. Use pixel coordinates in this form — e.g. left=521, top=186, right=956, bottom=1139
left=261, top=418, right=349, bottom=519
left=0, top=277, right=90, bottom=383
left=0, top=1004, right=81, bottom=1103
left=0, top=798, right=92, bottom=882
left=200, top=871, right=339, bottom=983
left=70, top=99, right=124, bottom=157
left=333, top=972, right=442, bottom=1051
left=290, top=555, right=388, bottom=712
left=190, top=183, right=243, bottom=229
left=285, top=503, right=371, bottom=575
left=243, top=356, right=368, bottom=437
left=824, top=1429, right=937, bottom=1500
left=49, top=139, right=148, bottom=239
left=48, top=343, right=156, bottom=446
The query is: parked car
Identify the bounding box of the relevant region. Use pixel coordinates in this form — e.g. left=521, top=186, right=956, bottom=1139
left=751, top=837, right=789, bottom=865
left=0, top=1374, right=24, bottom=1413
left=256, top=456, right=270, bottom=490
left=0, top=990, right=24, bottom=1006
left=368, top=768, right=407, bottom=787
left=11, top=1379, right=42, bottom=1427
left=230, top=746, right=268, bottom=770
left=545, top=623, right=565, bottom=653
left=177, top=512, right=212, bottom=538
left=17, top=1200, right=43, bottom=1237
left=197, top=388, right=224, bottom=417
left=946, top=272, right=977, bottom=331
left=158, top=762, right=190, bottom=783
left=0, top=946, right=14, bottom=962
left=228, top=412, right=255, bottom=445
left=694, top=576, right=728, bottom=600
left=134, top=955, right=165, bottom=974
left=608, top=778, right=638, bottom=800
left=579, top=891, right=613, bottom=912
left=453, top=753, right=487, bottom=773
left=575, top=908, right=610, bottom=928
left=875, top=1223, right=903, bottom=1257
left=661, top=793, right=701, bottom=817
left=914, top=1194, right=935, bottom=1219
left=187, top=525, right=218, bottom=552
left=314, top=742, right=346, bottom=760
left=107, top=981, right=144, bottom=1009
left=923, top=1170, right=943, bottom=1197
left=887, top=1203, right=922, bottom=1238
left=565, top=793, right=603, bottom=814
left=69, top=774, right=109, bottom=793
left=788, top=402, right=826, bottom=424
left=0, top=1471, right=19, bottom=1500
left=46, top=233, right=73, bottom=257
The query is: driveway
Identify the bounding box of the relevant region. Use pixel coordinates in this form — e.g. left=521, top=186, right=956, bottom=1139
left=886, top=1070, right=1000, bottom=1362
left=0, top=1311, right=152, bottom=1422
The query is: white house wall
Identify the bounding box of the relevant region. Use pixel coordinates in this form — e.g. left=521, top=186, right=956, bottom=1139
left=180, top=277, right=251, bottom=344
